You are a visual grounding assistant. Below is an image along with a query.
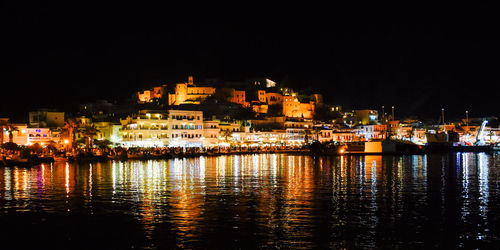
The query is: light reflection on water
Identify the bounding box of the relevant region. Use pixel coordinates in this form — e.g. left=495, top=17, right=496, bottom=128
left=1, top=153, right=500, bottom=248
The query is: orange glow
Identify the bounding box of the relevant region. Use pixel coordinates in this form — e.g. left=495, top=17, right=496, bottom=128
left=65, top=163, right=70, bottom=194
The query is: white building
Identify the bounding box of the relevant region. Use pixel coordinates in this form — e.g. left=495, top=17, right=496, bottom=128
left=27, top=128, right=52, bottom=145
left=168, top=110, right=204, bottom=147
left=359, top=124, right=387, bottom=140
left=2, top=123, right=28, bottom=145
left=318, top=129, right=334, bottom=143
left=232, top=130, right=288, bottom=146
left=121, top=110, right=170, bottom=147
left=203, top=120, right=220, bottom=147
left=94, top=122, right=122, bottom=144
left=121, top=110, right=205, bottom=147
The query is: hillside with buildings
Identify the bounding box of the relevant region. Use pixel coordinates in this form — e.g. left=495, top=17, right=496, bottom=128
left=1, top=76, right=499, bottom=153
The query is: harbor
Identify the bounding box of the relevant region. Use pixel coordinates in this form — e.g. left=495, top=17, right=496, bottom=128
left=2, top=5, right=500, bottom=248
left=2, top=138, right=498, bottom=168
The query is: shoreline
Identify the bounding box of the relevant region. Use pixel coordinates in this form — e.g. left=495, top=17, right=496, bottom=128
left=2, top=147, right=498, bottom=167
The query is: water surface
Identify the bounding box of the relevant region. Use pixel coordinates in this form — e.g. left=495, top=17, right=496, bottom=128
left=1, top=153, right=500, bottom=249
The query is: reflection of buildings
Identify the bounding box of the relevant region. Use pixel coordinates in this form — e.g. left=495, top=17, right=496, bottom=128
left=3, top=154, right=498, bottom=248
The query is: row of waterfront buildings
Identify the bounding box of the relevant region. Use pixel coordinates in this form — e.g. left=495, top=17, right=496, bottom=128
left=2, top=77, right=500, bottom=149
left=2, top=109, right=500, bottom=149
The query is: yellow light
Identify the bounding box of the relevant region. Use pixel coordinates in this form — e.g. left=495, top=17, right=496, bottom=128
left=339, top=148, right=345, bottom=154
left=64, top=139, right=69, bottom=144
left=41, top=142, right=45, bottom=146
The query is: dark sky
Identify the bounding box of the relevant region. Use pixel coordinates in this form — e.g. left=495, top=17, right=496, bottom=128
left=1, top=3, right=499, bottom=121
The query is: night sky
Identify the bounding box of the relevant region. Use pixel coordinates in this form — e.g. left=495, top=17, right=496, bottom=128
left=1, top=3, right=499, bottom=121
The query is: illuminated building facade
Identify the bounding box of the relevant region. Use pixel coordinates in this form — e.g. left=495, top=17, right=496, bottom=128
left=137, top=85, right=166, bottom=103
left=391, top=124, right=414, bottom=141
left=1, top=123, right=28, bottom=145
left=353, top=110, right=379, bottom=125
left=283, top=120, right=313, bottom=143
left=282, top=96, right=315, bottom=119
left=203, top=120, right=220, bottom=147
left=253, top=90, right=283, bottom=107
left=219, top=121, right=242, bottom=133
left=117, top=109, right=206, bottom=147
left=360, top=124, right=387, bottom=140
left=232, top=130, right=288, bottom=146
left=257, top=90, right=267, bottom=103
left=168, top=76, right=216, bottom=105
left=29, top=110, right=65, bottom=128
left=252, top=103, right=268, bottom=114
left=168, top=110, right=204, bottom=147
left=121, top=110, right=170, bottom=147
left=284, top=120, right=313, bottom=129
left=227, top=89, right=249, bottom=107
left=93, top=122, right=122, bottom=144
left=266, top=92, right=283, bottom=105
left=318, top=129, right=334, bottom=143
left=27, top=128, right=52, bottom=145
left=286, top=128, right=308, bottom=144
left=332, top=130, right=365, bottom=142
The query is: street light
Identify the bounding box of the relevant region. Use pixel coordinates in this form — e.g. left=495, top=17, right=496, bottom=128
left=466, top=110, right=469, bottom=128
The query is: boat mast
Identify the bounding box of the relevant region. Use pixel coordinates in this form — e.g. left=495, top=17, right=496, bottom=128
left=441, top=108, right=445, bottom=133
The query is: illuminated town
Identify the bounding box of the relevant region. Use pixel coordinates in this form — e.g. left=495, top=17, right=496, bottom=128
left=3, top=3, right=500, bottom=249
left=1, top=75, right=499, bottom=165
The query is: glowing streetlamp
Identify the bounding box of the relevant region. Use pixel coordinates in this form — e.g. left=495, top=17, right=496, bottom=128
left=466, top=110, right=469, bottom=128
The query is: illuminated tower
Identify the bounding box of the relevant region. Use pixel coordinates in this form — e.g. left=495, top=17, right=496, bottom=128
left=174, top=83, right=188, bottom=105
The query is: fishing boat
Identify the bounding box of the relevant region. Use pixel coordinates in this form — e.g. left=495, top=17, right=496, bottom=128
left=127, top=152, right=145, bottom=160
left=109, top=151, right=128, bottom=161
left=1, top=155, right=36, bottom=167
left=54, top=156, right=68, bottom=162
